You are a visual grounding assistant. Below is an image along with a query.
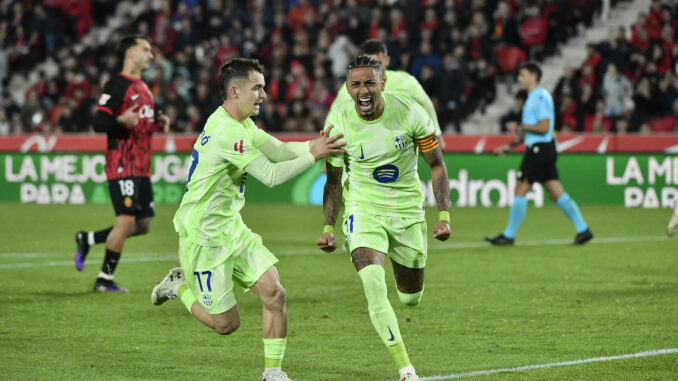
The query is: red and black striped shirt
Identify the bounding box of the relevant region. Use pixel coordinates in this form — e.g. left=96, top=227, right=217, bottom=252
left=95, top=73, right=159, bottom=180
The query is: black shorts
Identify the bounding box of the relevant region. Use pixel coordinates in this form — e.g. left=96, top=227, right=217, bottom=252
left=108, top=177, right=155, bottom=218
left=518, top=141, right=559, bottom=184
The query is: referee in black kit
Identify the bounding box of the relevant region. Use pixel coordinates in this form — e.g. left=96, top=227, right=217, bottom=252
left=486, top=62, right=593, bottom=246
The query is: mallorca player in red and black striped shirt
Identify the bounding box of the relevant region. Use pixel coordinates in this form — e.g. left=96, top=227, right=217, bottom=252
left=74, top=34, right=170, bottom=292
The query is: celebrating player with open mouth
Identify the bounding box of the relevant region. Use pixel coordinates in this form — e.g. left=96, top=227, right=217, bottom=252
left=317, top=56, right=451, bottom=381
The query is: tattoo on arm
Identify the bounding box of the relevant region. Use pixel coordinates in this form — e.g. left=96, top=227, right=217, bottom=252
left=323, top=163, right=343, bottom=226
left=422, top=146, right=450, bottom=211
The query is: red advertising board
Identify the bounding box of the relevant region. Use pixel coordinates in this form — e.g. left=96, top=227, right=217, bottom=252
left=1, top=134, right=678, bottom=153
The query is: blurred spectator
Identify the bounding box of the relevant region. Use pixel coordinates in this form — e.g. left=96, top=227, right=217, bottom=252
left=583, top=100, right=612, bottom=133
left=519, top=6, right=547, bottom=60
left=283, top=99, right=314, bottom=133
left=630, top=77, right=655, bottom=132
left=328, top=35, right=356, bottom=79
left=499, top=90, right=527, bottom=133
left=602, top=63, right=632, bottom=119
left=467, top=58, right=496, bottom=115
left=660, top=98, right=678, bottom=132
left=411, top=41, right=441, bottom=80
left=437, top=52, right=466, bottom=133
left=559, top=92, right=578, bottom=132
left=0, top=107, right=9, bottom=135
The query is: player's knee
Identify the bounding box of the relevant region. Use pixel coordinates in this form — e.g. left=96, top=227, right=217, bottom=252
left=135, top=219, right=151, bottom=235
left=397, top=289, right=423, bottom=306
left=264, top=284, right=286, bottom=312
left=115, top=216, right=136, bottom=234
left=213, top=319, right=240, bottom=335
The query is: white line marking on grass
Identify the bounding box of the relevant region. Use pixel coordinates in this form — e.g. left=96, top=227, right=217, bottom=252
left=420, top=348, right=678, bottom=380
left=0, top=253, right=49, bottom=258
left=0, top=235, right=670, bottom=269
left=0, top=255, right=177, bottom=269
left=275, top=235, right=670, bottom=255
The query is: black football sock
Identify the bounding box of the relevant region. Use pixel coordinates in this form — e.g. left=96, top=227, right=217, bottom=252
left=88, top=227, right=113, bottom=246
left=93, top=226, right=113, bottom=246
left=100, top=249, right=121, bottom=278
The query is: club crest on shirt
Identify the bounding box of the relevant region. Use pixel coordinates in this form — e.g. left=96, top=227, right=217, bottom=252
left=393, top=134, right=408, bottom=150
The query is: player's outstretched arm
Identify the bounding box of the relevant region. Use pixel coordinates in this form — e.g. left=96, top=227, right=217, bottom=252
left=257, top=133, right=311, bottom=162
left=422, top=145, right=451, bottom=241
left=245, top=127, right=345, bottom=188
left=316, top=162, right=343, bottom=253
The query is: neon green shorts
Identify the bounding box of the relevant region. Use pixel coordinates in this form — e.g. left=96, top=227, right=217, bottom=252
left=341, top=212, right=427, bottom=268
left=178, top=218, right=278, bottom=315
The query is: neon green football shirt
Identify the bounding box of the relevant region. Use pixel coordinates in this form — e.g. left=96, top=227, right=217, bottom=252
left=173, top=106, right=269, bottom=247
left=325, top=92, right=436, bottom=219
left=328, top=69, right=441, bottom=134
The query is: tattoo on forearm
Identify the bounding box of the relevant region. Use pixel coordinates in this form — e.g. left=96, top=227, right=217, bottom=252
left=423, top=147, right=450, bottom=211
left=323, top=165, right=343, bottom=226
left=432, top=175, right=449, bottom=211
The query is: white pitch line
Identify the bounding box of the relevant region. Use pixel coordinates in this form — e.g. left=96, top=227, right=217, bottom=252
left=0, top=235, right=670, bottom=269
left=420, top=348, right=678, bottom=380
left=275, top=235, right=670, bottom=255
left=0, top=255, right=177, bottom=269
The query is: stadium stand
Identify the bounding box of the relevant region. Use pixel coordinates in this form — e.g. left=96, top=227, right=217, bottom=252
left=0, top=0, right=634, bottom=136
left=550, top=0, right=678, bottom=133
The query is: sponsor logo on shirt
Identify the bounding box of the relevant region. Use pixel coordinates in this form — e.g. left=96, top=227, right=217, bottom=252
left=373, top=164, right=399, bottom=183
left=138, top=105, right=154, bottom=119
left=234, top=139, right=246, bottom=154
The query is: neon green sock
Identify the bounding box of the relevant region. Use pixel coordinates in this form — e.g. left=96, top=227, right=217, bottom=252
left=358, top=265, right=404, bottom=347
left=177, top=284, right=195, bottom=312
left=387, top=341, right=412, bottom=370
left=263, top=337, right=287, bottom=368
left=397, top=287, right=424, bottom=306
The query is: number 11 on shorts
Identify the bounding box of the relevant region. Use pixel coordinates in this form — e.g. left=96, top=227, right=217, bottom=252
left=344, top=214, right=354, bottom=233
left=194, top=271, right=212, bottom=292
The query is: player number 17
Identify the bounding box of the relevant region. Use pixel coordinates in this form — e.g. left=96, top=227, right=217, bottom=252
left=194, top=271, right=212, bottom=292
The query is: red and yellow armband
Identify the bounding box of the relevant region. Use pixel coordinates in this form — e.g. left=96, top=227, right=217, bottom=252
left=414, top=134, right=439, bottom=152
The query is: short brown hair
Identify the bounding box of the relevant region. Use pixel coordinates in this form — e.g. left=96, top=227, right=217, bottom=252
left=217, top=58, right=265, bottom=100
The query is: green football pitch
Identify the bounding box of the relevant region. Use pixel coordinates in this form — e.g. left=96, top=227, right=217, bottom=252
left=0, top=202, right=676, bottom=380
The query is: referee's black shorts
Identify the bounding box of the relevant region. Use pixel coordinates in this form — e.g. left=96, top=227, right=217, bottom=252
left=518, top=141, right=559, bottom=184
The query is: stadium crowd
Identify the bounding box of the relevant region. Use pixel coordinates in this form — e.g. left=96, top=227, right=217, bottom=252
left=1, top=0, right=619, bottom=136
left=550, top=0, right=678, bottom=133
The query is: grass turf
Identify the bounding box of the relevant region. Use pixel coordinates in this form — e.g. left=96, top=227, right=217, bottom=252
left=0, top=202, right=676, bottom=380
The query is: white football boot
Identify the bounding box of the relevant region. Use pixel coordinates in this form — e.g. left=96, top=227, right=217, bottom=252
left=261, top=368, right=292, bottom=381
left=151, top=266, right=185, bottom=305
left=400, top=373, right=420, bottom=381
